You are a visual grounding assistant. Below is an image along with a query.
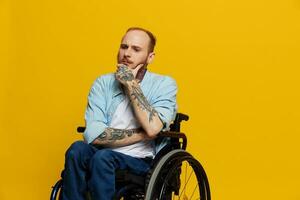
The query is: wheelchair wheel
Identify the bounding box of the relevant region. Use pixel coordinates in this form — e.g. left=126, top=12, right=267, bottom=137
left=50, top=179, right=62, bottom=200
left=145, top=149, right=210, bottom=200
left=51, top=180, right=92, bottom=200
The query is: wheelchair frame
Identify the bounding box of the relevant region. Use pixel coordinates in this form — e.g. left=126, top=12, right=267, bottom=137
left=50, top=113, right=211, bottom=200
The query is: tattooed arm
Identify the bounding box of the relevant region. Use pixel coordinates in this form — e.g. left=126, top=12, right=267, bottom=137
left=126, top=81, right=163, bottom=137
left=115, top=65, right=163, bottom=137
left=91, top=127, right=150, bottom=148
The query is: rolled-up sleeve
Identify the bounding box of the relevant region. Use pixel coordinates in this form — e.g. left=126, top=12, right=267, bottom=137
left=83, top=77, right=108, bottom=144
left=152, top=76, right=178, bottom=131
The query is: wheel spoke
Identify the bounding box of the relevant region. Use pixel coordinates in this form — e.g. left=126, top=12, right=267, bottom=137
left=145, top=150, right=210, bottom=200
left=189, top=184, right=198, bottom=200
left=178, top=164, right=194, bottom=199
left=184, top=161, right=187, bottom=197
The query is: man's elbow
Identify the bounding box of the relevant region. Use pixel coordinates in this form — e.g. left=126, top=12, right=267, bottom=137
left=91, top=138, right=102, bottom=146
left=91, top=140, right=97, bottom=145
left=145, top=123, right=163, bottom=138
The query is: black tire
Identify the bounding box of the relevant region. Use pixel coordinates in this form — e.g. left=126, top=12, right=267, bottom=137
left=50, top=179, right=62, bottom=200
left=145, top=149, right=210, bottom=200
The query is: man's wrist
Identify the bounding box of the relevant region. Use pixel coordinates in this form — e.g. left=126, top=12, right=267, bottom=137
left=124, top=79, right=138, bottom=90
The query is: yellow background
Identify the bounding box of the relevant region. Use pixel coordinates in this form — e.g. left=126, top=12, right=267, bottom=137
left=1, top=0, right=300, bottom=199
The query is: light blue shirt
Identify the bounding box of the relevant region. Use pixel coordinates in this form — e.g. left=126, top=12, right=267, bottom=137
left=83, top=70, right=177, bottom=154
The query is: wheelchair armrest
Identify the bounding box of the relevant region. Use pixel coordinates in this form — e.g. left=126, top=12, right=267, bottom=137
left=176, top=113, right=189, bottom=122
left=170, top=113, right=189, bottom=132
left=77, top=126, right=85, bottom=133
left=157, top=131, right=187, bottom=150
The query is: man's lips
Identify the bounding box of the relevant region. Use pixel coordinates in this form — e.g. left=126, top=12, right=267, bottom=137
left=121, top=59, right=133, bottom=65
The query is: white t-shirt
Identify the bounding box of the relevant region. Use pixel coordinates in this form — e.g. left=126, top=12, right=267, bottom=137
left=109, top=96, right=154, bottom=158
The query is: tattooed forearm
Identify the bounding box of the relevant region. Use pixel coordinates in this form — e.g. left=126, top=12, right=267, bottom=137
left=129, top=84, right=158, bottom=122
left=96, top=127, right=141, bottom=144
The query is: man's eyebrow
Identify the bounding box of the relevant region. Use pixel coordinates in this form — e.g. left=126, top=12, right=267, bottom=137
left=132, top=45, right=142, bottom=49
left=120, top=43, right=142, bottom=50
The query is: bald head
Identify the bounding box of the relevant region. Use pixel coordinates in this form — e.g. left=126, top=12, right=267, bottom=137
left=125, top=27, right=156, bottom=53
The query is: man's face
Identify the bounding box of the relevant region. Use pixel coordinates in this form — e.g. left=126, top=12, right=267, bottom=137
left=117, top=30, right=154, bottom=70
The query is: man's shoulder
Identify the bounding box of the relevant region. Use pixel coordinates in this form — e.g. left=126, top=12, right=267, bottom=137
left=92, top=73, right=116, bottom=86
left=95, top=72, right=115, bottom=81
left=88, top=73, right=118, bottom=94
left=146, top=71, right=176, bottom=85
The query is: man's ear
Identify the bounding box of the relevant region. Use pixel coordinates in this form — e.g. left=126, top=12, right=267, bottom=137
left=147, top=52, right=155, bottom=64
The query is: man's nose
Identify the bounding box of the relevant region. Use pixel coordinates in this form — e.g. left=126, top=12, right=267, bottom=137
left=124, top=49, right=131, bottom=57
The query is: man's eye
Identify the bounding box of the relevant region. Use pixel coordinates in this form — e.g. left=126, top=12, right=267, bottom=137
left=120, top=44, right=128, bottom=49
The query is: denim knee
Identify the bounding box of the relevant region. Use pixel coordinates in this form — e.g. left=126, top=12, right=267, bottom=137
left=65, top=141, right=90, bottom=161
left=90, top=149, right=116, bottom=169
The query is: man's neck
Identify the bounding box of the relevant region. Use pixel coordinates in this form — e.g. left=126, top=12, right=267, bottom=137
left=136, top=67, right=147, bottom=82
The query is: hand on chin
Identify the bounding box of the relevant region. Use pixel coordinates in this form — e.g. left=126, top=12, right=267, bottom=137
left=131, top=63, right=145, bottom=77
left=117, top=63, right=144, bottom=78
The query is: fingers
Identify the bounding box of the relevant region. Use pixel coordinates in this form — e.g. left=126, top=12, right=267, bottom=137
left=132, top=63, right=145, bottom=75
left=117, top=63, right=127, bottom=68
left=116, top=64, right=130, bottom=75
left=116, top=63, right=145, bottom=79
left=115, top=64, right=135, bottom=84
left=116, top=64, right=133, bottom=78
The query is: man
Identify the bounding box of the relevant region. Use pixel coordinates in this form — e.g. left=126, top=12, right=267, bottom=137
left=61, top=27, right=177, bottom=200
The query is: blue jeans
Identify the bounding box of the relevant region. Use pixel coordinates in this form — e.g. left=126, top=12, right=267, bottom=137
left=61, top=141, right=151, bottom=200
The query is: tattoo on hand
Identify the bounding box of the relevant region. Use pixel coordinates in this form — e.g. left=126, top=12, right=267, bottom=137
left=130, top=84, right=158, bottom=122
left=116, top=65, right=134, bottom=82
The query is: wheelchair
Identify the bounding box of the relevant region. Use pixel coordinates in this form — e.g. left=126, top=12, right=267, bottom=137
left=50, top=113, right=211, bottom=200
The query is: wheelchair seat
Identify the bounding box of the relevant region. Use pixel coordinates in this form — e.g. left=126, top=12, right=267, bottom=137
left=50, top=113, right=211, bottom=200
